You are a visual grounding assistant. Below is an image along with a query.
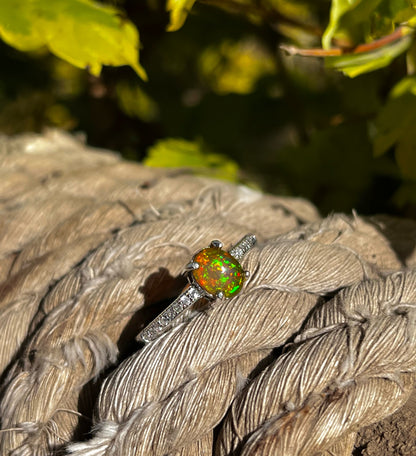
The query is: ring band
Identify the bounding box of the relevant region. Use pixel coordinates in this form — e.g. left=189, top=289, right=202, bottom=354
left=138, top=234, right=257, bottom=343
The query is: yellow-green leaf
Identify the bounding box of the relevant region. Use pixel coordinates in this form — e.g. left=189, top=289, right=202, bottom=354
left=323, top=0, right=370, bottom=49
left=166, top=0, right=197, bottom=32
left=116, top=82, right=159, bottom=122
left=322, top=0, right=415, bottom=49
left=144, top=138, right=239, bottom=182
left=390, top=75, right=416, bottom=98
left=0, top=0, right=147, bottom=79
left=325, top=32, right=413, bottom=77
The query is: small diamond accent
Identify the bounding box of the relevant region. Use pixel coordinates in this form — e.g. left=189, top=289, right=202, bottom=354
left=165, top=308, right=176, bottom=319
left=180, top=295, right=191, bottom=306
left=138, top=234, right=256, bottom=343
left=231, top=247, right=243, bottom=259
left=229, top=234, right=256, bottom=260
left=141, top=327, right=157, bottom=341
left=158, top=315, right=169, bottom=327
left=172, top=301, right=184, bottom=312
left=188, top=287, right=201, bottom=301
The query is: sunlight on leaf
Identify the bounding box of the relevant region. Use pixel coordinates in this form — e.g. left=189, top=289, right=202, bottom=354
left=323, top=0, right=367, bottom=49
left=390, top=75, right=416, bottom=98
left=144, top=138, right=239, bottom=181
left=166, top=0, right=197, bottom=32
left=325, top=32, right=413, bottom=77
left=0, top=0, right=147, bottom=79
left=323, top=0, right=416, bottom=49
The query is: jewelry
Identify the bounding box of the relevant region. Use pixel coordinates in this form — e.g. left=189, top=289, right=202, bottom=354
left=138, top=234, right=257, bottom=343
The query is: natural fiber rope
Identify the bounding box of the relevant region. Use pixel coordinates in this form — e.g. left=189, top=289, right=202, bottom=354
left=0, top=130, right=415, bottom=456
left=217, top=272, right=416, bottom=455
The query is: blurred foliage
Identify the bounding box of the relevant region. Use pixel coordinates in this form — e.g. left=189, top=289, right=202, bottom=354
left=0, top=0, right=416, bottom=216
left=373, top=75, right=416, bottom=179
left=198, top=38, right=277, bottom=94
left=167, top=0, right=197, bottom=31
left=323, top=0, right=416, bottom=49
left=325, top=33, right=413, bottom=77
left=0, top=0, right=146, bottom=78
left=145, top=138, right=239, bottom=181
left=116, top=82, right=159, bottom=122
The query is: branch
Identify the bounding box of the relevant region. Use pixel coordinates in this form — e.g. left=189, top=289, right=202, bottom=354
left=280, top=27, right=408, bottom=57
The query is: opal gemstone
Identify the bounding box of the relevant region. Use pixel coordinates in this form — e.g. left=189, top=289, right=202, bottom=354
left=192, top=247, right=245, bottom=298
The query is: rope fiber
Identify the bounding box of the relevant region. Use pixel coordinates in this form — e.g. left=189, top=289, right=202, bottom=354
left=0, top=130, right=415, bottom=456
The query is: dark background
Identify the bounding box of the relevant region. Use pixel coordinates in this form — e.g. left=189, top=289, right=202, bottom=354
left=0, top=0, right=414, bottom=217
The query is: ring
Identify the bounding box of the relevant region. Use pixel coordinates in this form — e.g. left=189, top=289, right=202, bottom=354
left=138, top=234, right=257, bottom=343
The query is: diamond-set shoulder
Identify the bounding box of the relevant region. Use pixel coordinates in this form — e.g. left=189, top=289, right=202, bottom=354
left=138, top=234, right=256, bottom=343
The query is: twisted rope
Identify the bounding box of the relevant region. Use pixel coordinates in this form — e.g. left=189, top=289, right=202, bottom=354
left=0, top=131, right=414, bottom=456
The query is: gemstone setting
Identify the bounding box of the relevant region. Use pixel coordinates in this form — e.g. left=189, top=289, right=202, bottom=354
left=192, top=247, right=245, bottom=298
left=138, top=235, right=256, bottom=343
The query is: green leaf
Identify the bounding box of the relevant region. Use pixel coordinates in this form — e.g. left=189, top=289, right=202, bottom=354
left=166, top=0, right=197, bottom=32
left=325, top=32, right=413, bottom=77
left=373, top=95, right=413, bottom=157
left=390, top=75, right=416, bottom=98
left=0, top=0, right=147, bottom=79
left=373, top=93, right=416, bottom=156
left=323, top=0, right=382, bottom=49
left=323, top=0, right=416, bottom=49
left=0, top=0, right=44, bottom=50
left=373, top=79, right=416, bottom=179
left=388, top=0, right=416, bottom=23
left=144, top=138, right=239, bottom=181
left=116, top=82, right=159, bottom=122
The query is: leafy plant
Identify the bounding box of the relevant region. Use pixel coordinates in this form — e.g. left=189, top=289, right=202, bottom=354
left=145, top=138, right=239, bottom=181
left=1, top=0, right=416, bottom=216
left=373, top=76, right=416, bottom=179
left=0, top=0, right=147, bottom=78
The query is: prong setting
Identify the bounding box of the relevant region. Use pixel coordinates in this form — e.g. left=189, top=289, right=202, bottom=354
left=138, top=234, right=256, bottom=343
left=210, top=240, right=223, bottom=249
left=185, top=261, right=200, bottom=271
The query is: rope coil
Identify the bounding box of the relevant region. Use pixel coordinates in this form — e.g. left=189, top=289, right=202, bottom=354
left=0, top=131, right=414, bottom=456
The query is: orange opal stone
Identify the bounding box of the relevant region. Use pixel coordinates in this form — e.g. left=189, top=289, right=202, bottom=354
left=192, top=247, right=245, bottom=298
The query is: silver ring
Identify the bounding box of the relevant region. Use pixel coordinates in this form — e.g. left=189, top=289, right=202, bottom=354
left=138, top=234, right=257, bottom=343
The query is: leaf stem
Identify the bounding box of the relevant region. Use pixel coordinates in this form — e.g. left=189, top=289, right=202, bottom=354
left=281, top=27, right=410, bottom=57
